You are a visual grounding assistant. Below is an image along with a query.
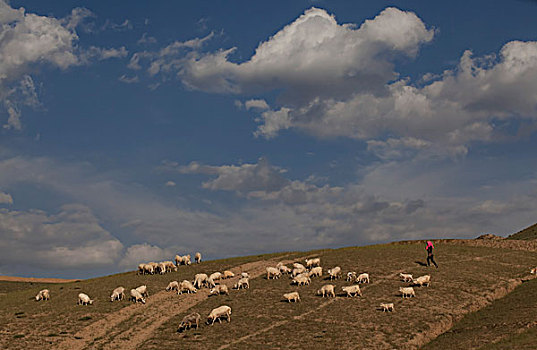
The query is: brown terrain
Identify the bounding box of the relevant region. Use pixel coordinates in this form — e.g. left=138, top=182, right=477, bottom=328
left=1, top=233, right=537, bottom=349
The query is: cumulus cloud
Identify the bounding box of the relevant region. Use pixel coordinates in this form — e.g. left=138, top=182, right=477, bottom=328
left=0, top=204, right=123, bottom=271
left=0, top=191, right=12, bottom=204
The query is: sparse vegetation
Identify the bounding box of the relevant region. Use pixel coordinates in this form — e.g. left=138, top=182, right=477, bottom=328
left=0, top=240, right=536, bottom=349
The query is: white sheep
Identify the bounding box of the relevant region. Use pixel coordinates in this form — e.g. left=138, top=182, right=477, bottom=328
left=130, top=289, right=146, bottom=304
left=175, top=255, right=183, bottom=266
left=342, top=285, right=362, bottom=297
left=223, top=270, right=235, bottom=279
left=179, top=280, right=197, bottom=294
left=309, top=266, right=322, bottom=278
left=283, top=292, right=300, bottom=302
left=35, top=289, right=50, bottom=301
left=194, top=273, right=209, bottom=289
left=292, top=275, right=311, bottom=286
left=177, top=312, right=201, bottom=332
left=137, top=263, right=145, bottom=275
left=166, top=281, right=180, bottom=292
left=531, top=267, right=537, bottom=274
left=182, top=255, right=192, bottom=265
left=110, top=287, right=125, bottom=302
left=209, top=272, right=222, bottom=282
left=413, top=275, right=431, bottom=287
left=293, top=262, right=306, bottom=270
left=207, top=277, right=216, bottom=288
left=266, top=267, right=281, bottom=279
left=400, top=287, right=415, bottom=298
left=195, top=252, right=202, bottom=264
left=279, top=265, right=292, bottom=274
left=346, top=271, right=357, bottom=282
left=317, top=284, right=335, bottom=298
left=233, top=277, right=250, bottom=289
left=77, top=293, right=94, bottom=305
left=380, top=303, right=394, bottom=312
left=164, top=260, right=177, bottom=272
left=143, top=264, right=154, bottom=275
left=305, top=258, right=321, bottom=268
left=158, top=262, right=167, bottom=274
left=136, top=285, right=149, bottom=297
left=327, top=266, right=342, bottom=280
left=209, top=284, right=229, bottom=296
left=207, top=305, right=232, bottom=325
left=291, top=267, right=307, bottom=277
left=399, top=273, right=413, bottom=282
left=241, top=272, right=250, bottom=279
left=357, top=273, right=370, bottom=284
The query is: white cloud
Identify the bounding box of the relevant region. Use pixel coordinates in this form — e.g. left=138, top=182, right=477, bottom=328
left=0, top=191, right=12, bottom=204
left=138, top=32, right=157, bottom=45
left=165, top=180, right=176, bottom=187
left=0, top=204, right=123, bottom=270
left=118, top=74, right=139, bottom=84
left=244, top=99, right=269, bottom=111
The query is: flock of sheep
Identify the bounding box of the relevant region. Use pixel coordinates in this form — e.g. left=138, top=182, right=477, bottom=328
left=33, top=251, right=480, bottom=334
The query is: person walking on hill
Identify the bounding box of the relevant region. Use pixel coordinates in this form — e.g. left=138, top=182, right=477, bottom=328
left=426, top=241, right=438, bottom=268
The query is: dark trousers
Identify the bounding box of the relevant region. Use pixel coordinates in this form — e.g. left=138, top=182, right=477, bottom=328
left=427, top=254, right=438, bottom=267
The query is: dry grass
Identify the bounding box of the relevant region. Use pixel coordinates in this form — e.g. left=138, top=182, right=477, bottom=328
left=1, top=241, right=536, bottom=349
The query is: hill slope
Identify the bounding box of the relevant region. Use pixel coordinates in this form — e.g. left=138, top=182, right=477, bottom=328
left=0, top=240, right=536, bottom=349
left=507, top=222, right=537, bottom=240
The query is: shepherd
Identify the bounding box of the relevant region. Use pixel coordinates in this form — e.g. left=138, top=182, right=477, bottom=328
left=426, top=240, right=438, bottom=268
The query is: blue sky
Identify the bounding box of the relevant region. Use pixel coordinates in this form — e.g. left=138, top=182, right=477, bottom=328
left=1, top=0, right=537, bottom=278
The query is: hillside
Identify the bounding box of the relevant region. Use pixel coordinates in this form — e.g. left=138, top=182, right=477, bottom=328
left=0, top=240, right=536, bottom=349
left=507, top=222, right=537, bottom=240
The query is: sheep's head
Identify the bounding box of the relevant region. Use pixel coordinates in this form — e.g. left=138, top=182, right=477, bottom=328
left=89, top=300, right=94, bottom=305
left=35, top=294, right=40, bottom=301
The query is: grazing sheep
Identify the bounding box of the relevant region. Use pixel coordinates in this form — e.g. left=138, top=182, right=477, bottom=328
left=292, top=267, right=307, bottom=277
left=164, top=260, right=177, bottom=272
left=327, top=266, right=342, bottom=280
left=35, top=289, right=50, bottom=301
left=209, top=284, right=229, bottom=296
left=305, top=258, right=321, bottom=268
left=175, top=255, right=183, bottom=266
left=317, top=284, right=335, bottom=298
left=158, top=262, right=167, bottom=274
left=110, top=287, right=125, bottom=302
left=223, top=270, right=235, bottom=279
left=77, top=293, right=94, bottom=305
left=279, top=265, right=292, bottom=274
left=166, top=281, right=180, bottom=292
left=209, top=272, right=222, bottom=282
left=346, top=272, right=357, bottom=282
left=182, top=255, right=192, bottom=265
left=380, top=303, right=394, bottom=312
left=233, top=277, right=250, bottom=290
left=207, top=277, right=217, bottom=288
left=266, top=267, right=281, bottom=279
left=137, top=264, right=145, bottom=275
left=357, top=273, right=370, bottom=284
left=207, top=305, right=232, bottom=325
left=309, top=266, right=322, bottom=278
left=283, top=292, right=301, bottom=302
left=414, top=275, right=431, bottom=287
left=292, top=275, right=311, bottom=286
left=179, top=280, right=197, bottom=294
left=241, top=272, right=250, bottom=279
left=400, top=287, right=415, bottom=298
left=195, top=252, right=202, bottom=264
left=148, top=262, right=159, bottom=271
left=342, top=285, right=362, bottom=297
left=177, top=312, right=201, bottom=332
left=194, top=273, right=209, bottom=289
left=293, top=262, right=306, bottom=270
left=136, top=285, right=149, bottom=297
left=143, top=264, right=154, bottom=275
left=130, top=289, right=146, bottom=304
left=399, top=273, right=413, bottom=282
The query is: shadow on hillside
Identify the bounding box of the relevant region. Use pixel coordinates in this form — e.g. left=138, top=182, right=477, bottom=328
left=414, top=261, right=427, bottom=267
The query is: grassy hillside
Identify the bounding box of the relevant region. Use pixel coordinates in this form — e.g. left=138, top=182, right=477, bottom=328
left=507, top=223, right=537, bottom=240
left=1, top=240, right=536, bottom=349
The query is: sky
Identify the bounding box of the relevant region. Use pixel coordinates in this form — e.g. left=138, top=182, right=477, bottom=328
left=1, top=0, right=537, bottom=278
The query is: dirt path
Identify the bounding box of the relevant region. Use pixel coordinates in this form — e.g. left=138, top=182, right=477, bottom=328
left=54, top=256, right=293, bottom=350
